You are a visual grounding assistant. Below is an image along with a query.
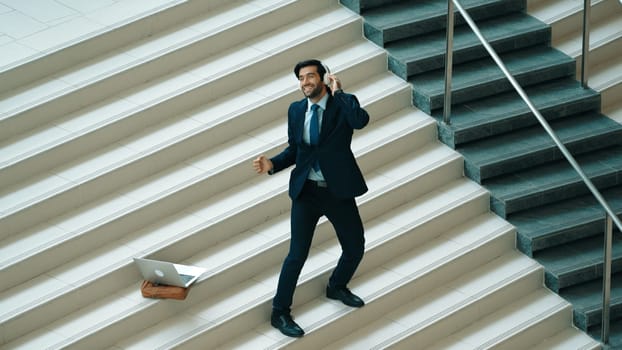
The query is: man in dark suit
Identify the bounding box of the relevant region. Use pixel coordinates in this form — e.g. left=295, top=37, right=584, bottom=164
left=253, top=59, right=369, bottom=337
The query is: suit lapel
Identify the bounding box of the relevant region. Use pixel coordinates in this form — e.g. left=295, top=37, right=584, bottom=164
left=294, top=99, right=308, bottom=144
left=320, top=95, right=335, bottom=140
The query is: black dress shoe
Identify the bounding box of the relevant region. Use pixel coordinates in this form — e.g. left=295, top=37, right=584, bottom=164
left=326, top=286, right=365, bottom=307
left=271, top=312, right=305, bottom=338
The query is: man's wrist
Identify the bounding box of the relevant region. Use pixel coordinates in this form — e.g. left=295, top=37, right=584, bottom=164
left=267, top=159, right=275, bottom=175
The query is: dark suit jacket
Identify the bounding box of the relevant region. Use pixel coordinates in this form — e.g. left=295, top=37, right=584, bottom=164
left=270, top=91, right=369, bottom=199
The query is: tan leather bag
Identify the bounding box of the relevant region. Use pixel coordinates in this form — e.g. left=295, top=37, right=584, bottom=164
left=140, top=280, right=189, bottom=300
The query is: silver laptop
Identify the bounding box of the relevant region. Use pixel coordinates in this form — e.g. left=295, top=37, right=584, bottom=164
left=134, top=257, right=207, bottom=288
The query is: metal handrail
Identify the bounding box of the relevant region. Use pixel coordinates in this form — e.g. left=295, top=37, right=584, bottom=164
left=442, top=0, right=621, bottom=345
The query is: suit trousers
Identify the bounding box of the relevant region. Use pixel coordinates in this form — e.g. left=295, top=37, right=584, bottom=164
left=272, top=180, right=365, bottom=314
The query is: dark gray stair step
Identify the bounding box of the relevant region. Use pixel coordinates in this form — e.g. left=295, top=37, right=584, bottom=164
left=434, top=78, right=601, bottom=148
left=536, top=234, right=622, bottom=292
left=411, top=45, right=576, bottom=113
left=486, top=146, right=622, bottom=218
left=588, top=315, right=622, bottom=346
left=513, top=185, right=622, bottom=257
left=562, top=272, right=622, bottom=331
left=459, top=112, right=622, bottom=182
left=387, top=12, right=550, bottom=79
left=339, top=0, right=403, bottom=13
left=356, top=0, right=525, bottom=46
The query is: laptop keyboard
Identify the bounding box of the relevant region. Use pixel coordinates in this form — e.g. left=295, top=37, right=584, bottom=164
left=180, top=274, right=193, bottom=284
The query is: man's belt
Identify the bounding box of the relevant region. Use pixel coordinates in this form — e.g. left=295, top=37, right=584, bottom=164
left=307, top=180, right=328, bottom=188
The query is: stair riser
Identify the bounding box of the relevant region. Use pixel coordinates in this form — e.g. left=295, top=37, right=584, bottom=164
left=518, top=219, right=606, bottom=257
left=417, top=60, right=576, bottom=114
left=465, top=128, right=622, bottom=183
left=0, top=0, right=223, bottom=96
left=339, top=0, right=404, bottom=13
left=0, top=186, right=291, bottom=343
left=38, top=167, right=473, bottom=349
left=320, top=231, right=522, bottom=350
left=392, top=28, right=550, bottom=79
left=1, top=106, right=420, bottom=299
left=0, top=79, right=413, bottom=289
left=545, top=256, right=622, bottom=293
left=544, top=0, right=618, bottom=43
left=388, top=268, right=544, bottom=349
left=0, top=71, right=278, bottom=186
left=577, top=37, right=622, bottom=82
left=0, top=1, right=313, bottom=141
left=576, top=299, right=622, bottom=331
left=3, top=0, right=603, bottom=346
left=360, top=193, right=490, bottom=273
left=601, top=74, right=622, bottom=112
left=0, top=133, right=283, bottom=242
left=173, top=210, right=512, bottom=349
left=0, top=40, right=383, bottom=240
left=0, top=16, right=363, bottom=181
left=0, top=138, right=283, bottom=288
left=441, top=93, right=601, bottom=147
left=493, top=170, right=622, bottom=218
left=363, top=84, right=413, bottom=119
left=472, top=303, right=572, bottom=349
left=363, top=0, right=527, bottom=46
left=1, top=264, right=139, bottom=346
left=360, top=153, right=465, bottom=223
left=173, top=153, right=464, bottom=290
left=0, top=120, right=441, bottom=335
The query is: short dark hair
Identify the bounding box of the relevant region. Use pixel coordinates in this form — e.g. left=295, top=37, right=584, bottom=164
left=294, top=59, right=326, bottom=80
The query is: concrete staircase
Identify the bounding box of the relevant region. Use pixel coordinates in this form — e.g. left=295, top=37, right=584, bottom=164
left=343, top=0, right=622, bottom=347
left=0, top=0, right=599, bottom=349
left=527, top=0, right=622, bottom=344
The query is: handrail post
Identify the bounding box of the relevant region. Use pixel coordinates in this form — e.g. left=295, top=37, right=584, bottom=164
left=602, top=214, right=613, bottom=345
left=581, top=0, right=591, bottom=88
left=443, top=0, right=455, bottom=125
left=446, top=0, right=622, bottom=342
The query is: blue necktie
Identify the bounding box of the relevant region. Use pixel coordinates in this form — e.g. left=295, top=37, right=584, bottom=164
left=310, top=104, right=319, bottom=145
left=310, top=104, right=320, bottom=171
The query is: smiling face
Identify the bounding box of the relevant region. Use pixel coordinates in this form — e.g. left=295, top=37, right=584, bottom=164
left=298, top=65, right=326, bottom=102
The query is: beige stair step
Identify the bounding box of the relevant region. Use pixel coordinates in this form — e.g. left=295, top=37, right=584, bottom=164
left=531, top=327, right=602, bottom=350
left=527, top=0, right=600, bottom=23
left=0, top=71, right=415, bottom=291
left=0, top=0, right=335, bottom=140
left=551, top=1, right=622, bottom=73
left=0, top=103, right=443, bottom=344
left=528, top=0, right=622, bottom=137
left=0, top=1, right=590, bottom=349
left=551, top=0, right=622, bottom=52
left=185, top=209, right=509, bottom=349
left=0, top=0, right=196, bottom=94
left=590, top=37, right=622, bottom=92
left=603, top=82, right=622, bottom=123
left=110, top=179, right=492, bottom=350
left=3, top=147, right=469, bottom=349
left=422, top=289, right=573, bottom=349
left=322, top=250, right=540, bottom=350
left=0, top=3, right=362, bottom=190
left=0, top=42, right=387, bottom=239
left=528, top=0, right=611, bottom=42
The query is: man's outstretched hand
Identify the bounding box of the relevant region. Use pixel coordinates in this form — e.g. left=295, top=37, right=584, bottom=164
left=253, top=155, right=273, bottom=174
